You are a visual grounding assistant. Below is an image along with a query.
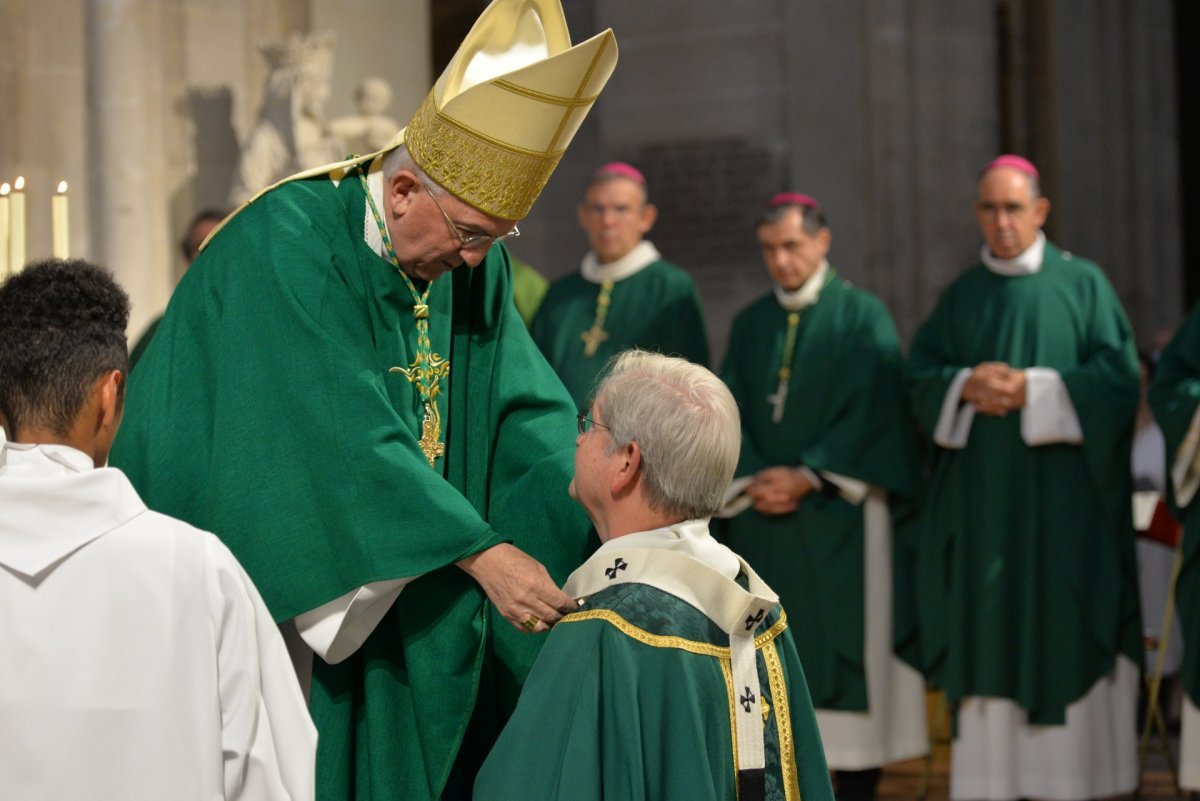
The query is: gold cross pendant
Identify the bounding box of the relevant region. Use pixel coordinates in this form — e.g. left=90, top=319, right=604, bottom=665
left=417, top=402, right=445, bottom=467
left=581, top=321, right=609, bottom=357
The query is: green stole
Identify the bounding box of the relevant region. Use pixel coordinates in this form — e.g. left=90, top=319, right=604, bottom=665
left=110, top=171, right=593, bottom=799
left=906, top=242, right=1141, bottom=724
left=1148, top=302, right=1200, bottom=704
left=530, top=259, right=710, bottom=408
left=717, top=276, right=918, bottom=711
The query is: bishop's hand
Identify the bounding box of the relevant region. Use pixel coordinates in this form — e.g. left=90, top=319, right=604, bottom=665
left=457, top=543, right=577, bottom=633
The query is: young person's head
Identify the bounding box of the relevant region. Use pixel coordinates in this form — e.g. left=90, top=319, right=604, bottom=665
left=0, top=259, right=130, bottom=465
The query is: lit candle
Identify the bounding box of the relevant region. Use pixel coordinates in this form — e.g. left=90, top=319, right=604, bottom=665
left=52, top=181, right=69, bottom=259
left=10, top=176, right=25, bottom=274
left=0, top=183, right=10, bottom=279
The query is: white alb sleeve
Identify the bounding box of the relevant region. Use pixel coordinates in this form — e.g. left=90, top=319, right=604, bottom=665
left=211, top=538, right=317, bottom=801
left=933, top=368, right=976, bottom=449
left=1021, top=367, right=1084, bottom=446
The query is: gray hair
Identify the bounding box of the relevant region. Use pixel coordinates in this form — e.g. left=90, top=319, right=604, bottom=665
left=593, top=350, right=741, bottom=520
left=380, top=144, right=447, bottom=196
left=756, top=202, right=827, bottom=235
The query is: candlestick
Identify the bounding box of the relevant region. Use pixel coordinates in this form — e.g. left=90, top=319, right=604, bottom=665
left=0, top=183, right=10, bottom=279
left=10, top=176, right=25, bottom=275
left=52, top=180, right=69, bottom=259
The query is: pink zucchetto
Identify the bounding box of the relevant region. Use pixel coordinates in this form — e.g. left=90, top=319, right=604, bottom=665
left=981, top=154, right=1040, bottom=180
left=767, top=192, right=821, bottom=211
left=594, top=161, right=646, bottom=185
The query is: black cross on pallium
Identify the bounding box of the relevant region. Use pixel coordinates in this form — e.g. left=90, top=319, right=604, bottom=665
left=740, top=686, right=756, bottom=713
left=744, top=608, right=765, bottom=631
left=605, top=557, right=628, bottom=579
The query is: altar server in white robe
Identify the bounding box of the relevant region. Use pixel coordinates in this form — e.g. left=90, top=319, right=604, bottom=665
left=0, top=259, right=316, bottom=801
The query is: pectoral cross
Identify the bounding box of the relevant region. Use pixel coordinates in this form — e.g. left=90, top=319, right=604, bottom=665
left=391, top=350, right=450, bottom=467
left=767, top=379, right=789, bottom=423
left=581, top=321, right=609, bottom=358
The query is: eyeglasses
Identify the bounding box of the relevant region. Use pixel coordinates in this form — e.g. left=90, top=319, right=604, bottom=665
left=576, top=410, right=610, bottom=435
left=421, top=179, right=520, bottom=249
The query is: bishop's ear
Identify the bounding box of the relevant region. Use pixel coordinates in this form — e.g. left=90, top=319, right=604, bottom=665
left=387, top=170, right=422, bottom=217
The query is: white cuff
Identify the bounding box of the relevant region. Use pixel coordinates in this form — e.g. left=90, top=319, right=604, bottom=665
left=294, top=576, right=418, bottom=664
left=1171, top=405, right=1200, bottom=508
left=798, top=466, right=823, bottom=491
left=933, top=368, right=975, bottom=449
left=1021, top=368, right=1083, bottom=446
left=820, top=470, right=871, bottom=505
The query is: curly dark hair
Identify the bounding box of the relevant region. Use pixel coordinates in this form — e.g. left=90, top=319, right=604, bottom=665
left=0, top=259, right=130, bottom=437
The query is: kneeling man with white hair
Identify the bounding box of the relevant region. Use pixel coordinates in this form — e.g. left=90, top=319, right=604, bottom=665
left=474, top=350, right=833, bottom=801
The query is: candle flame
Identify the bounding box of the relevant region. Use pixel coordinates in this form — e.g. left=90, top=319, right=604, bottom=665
left=57, top=180, right=68, bottom=194
left=14, top=176, right=25, bottom=191
left=0, top=183, right=9, bottom=196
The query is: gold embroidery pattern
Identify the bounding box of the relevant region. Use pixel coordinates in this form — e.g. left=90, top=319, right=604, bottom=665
left=406, top=93, right=563, bottom=221
left=581, top=280, right=613, bottom=357
left=558, top=608, right=789, bottom=657
left=763, top=640, right=802, bottom=801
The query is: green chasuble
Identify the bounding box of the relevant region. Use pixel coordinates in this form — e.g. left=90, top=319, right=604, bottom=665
left=109, top=168, right=594, bottom=800
left=717, top=277, right=919, bottom=711
left=906, top=242, right=1142, bottom=725
left=474, top=551, right=833, bottom=801
left=1148, top=303, right=1200, bottom=706
left=530, top=259, right=710, bottom=408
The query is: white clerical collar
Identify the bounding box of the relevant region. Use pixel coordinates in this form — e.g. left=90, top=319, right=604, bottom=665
left=981, top=230, right=1045, bottom=276
left=361, top=157, right=388, bottom=259
left=580, top=240, right=661, bottom=285
left=593, top=518, right=740, bottom=580
left=773, top=259, right=830, bottom=311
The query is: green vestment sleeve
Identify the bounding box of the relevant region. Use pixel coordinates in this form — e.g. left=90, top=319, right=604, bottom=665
left=473, top=583, right=833, bottom=801
left=110, top=172, right=593, bottom=800
left=905, top=245, right=1142, bottom=724
left=717, top=281, right=919, bottom=710
left=1149, top=303, right=1200, bottom=703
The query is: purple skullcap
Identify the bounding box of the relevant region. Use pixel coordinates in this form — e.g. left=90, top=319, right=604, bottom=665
left=981, top=154, right=1040, bottom=180
left=594, top=161, right=645, bottom=185
left=767, top=192, right=820, bottom=211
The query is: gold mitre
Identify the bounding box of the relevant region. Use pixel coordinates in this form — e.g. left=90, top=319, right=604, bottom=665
left=405, top=0, right=618, bottom=221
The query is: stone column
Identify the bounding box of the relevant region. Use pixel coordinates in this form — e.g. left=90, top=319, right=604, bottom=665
left=86, top=0, right=172, bottom=337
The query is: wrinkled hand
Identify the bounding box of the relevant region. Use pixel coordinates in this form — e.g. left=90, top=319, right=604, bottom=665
left=457, top=543, right=577, bottom=633
left=962, top=362, right=1026, bottom=416
left=746, top=466, right=814, bottom=515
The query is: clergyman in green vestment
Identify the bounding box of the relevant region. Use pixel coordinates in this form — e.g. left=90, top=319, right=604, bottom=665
left=1148, top=305, right=1200, bottom=791
left=108, top=2, right=619, bottom=799
left=530, top=162, right=710, bottom=408
left=474, top=352, right=834, bottom=801
left=716, top=193, right=927, bottom=801
left=906, top=155, right=1141, bottom=801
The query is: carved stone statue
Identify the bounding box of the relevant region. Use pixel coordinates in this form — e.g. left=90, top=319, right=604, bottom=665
left=330, top=77, right=401, bottom=157
left=229, top=32, right=342, bottom=205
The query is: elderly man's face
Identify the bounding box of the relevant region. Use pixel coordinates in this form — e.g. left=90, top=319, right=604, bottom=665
left=386, top=171, right=518, bottom=282
left=757, top=208, right=831, bottom=292
left=569, top=398, right=613, bottom=518
left=577, top=178, right=656, bottom=264
left=975, top=167, right=1050, bottom=260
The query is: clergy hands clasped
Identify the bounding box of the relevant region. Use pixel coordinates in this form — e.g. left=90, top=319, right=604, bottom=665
left=457, top=543, right=577, bottom=634
left=962, top=362, right=1027, bottom=416
left=746, top=466, right=815, bottom=515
